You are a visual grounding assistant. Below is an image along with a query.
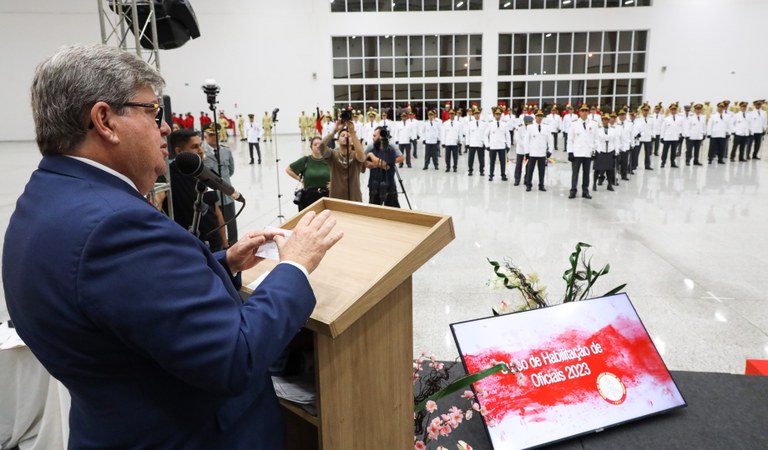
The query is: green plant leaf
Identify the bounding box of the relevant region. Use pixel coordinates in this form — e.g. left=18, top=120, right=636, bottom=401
left=414, top=363, right=509, bottom=412
left=603, top=284, right=627, bottom=296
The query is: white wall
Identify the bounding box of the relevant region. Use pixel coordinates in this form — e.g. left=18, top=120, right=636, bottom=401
left=1, top=0, right=766, bottom=142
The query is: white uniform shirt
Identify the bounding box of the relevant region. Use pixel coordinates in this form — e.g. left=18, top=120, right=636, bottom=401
left=730, top=111, right=751, bottom=136
left=687, top=114, right=707, bottom=140
left=660, top=115, right=683, bottom=141
left=595, top=125, right=620, bottom=154
left=513, top=124, right=528, bottom=155
left=587, top=113, right=601, bottom=125
left=467, top=119, right=488, bottom=148
left=441, top=119, right=463, bottom=146
left=407, top=118, right=420, bottom=140
left=544, top=113, right=562, bottom=133
left=525, top=122, right=554, bottom=157
left=616, top=119, right=633, bottom=151
left=485, top=120, right=511, bottom=150
left=245, top=120, right=262, bottom=143
left=707, top=112, right=729, bottom=138
left=567, top=118, right=598, bottom=157
left=394, top=121, right=411, bottom=145
left=422, top=119, right=442, bottom=144
left=748, top=109, right=767, bottom=134
left=651, top=113, right=663, bottom=136
left=362, top=120, right=380, bottom=145
left=322, top=120, right=336, bottom=138
left=562, top=113, right=578, bottom=134
left=633, top=115, right=655, bottom=142
left=681, top=112, right=693, bottom=137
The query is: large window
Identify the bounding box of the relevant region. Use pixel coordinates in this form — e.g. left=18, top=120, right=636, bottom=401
left=333, top=34, right=482, bottom=79
left=498, top=31, right=647, bottom=76
left=499, top=0, right=651, bottom=9
left=498, top=30, right=647, bottom=111
left=497, top=78, right=645, bottom=112
left=333, top=83, right=482, bottom=120
left=332, top=0, right=482, bottom=12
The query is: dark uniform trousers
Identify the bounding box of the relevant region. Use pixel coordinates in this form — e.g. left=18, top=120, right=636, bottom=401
left=708, top=137, right=727, bottom=163
left=423, top=143, right=439, bottom=169
left=570, top=157, right=592, bottom=195
left=467, top=146, right=485, bottom=174
left=751, top=133, right=764, bottom=158
left=661, top=140, right=679, bottom=166
left=513, top=153, right=526, bottom=183
left=444, top=145, right=459, bottom=171
left=399, top=143, right=412, bottom=167
left=685, top=139, right=703, bottom=164
left=730, top=135, right=748, bottom=161
left=411, top=139, right=419, bottom=158
left=524, top=156, right=546, bottom=188
left=488, top=149, right=507, bottom=179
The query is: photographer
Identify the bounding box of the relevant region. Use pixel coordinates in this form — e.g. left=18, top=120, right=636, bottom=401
left=321, top=112, right=366, bottom=202
left=365, top=126, right=404, bottom=207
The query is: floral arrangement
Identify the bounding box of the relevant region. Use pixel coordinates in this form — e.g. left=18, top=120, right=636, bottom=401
left=413, top=242, right=626, bottom=449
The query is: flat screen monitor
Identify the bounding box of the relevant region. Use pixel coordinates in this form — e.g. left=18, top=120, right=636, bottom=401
left=451, top=293, right=686, bottom=449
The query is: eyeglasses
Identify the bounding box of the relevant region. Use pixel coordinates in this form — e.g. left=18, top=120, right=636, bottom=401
left=123, top=102, right=164, bottom=128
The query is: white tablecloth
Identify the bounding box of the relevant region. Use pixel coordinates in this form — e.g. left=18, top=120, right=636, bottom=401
left=0, top=323, right=69, bottom=450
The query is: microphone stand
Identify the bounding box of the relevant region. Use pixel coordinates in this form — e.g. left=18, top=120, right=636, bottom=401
left=208, top=102, right=224, bottom=208
left=273, top=113, right=285, bottom=224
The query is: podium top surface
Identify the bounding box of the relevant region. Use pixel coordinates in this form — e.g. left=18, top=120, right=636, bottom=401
left=241, top=199, right=454, bottom=338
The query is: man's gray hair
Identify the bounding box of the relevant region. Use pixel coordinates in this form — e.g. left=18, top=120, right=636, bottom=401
left=31, top=43, right=165, bottom=155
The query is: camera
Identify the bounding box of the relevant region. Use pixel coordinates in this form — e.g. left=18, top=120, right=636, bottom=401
left=201, top=79, right=220, bottom=107
left=272, top=107, right=280, bottom=123
left=340, top=109, right=352, bottom=122
left=379, top=125, right=391, bottom=149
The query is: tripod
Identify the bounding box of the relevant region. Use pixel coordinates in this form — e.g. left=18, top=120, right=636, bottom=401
left=394, top=166, right=412, bottom=210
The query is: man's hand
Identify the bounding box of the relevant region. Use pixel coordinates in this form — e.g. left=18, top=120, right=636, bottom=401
left=275, top=210, right=343, bottom=274
left=226, top=230, right=283, bottom=274
left=334, top=120, right=345, bottom=133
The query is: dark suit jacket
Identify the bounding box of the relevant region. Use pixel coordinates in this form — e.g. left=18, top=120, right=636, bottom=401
left=3, top=155, right=315, bottom=449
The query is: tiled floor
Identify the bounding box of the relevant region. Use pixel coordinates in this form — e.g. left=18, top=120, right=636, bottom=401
left=2, top=136, right=766, bottom=374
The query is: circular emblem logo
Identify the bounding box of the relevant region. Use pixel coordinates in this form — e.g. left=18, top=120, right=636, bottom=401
left=596, top=372, right=626, bottom=405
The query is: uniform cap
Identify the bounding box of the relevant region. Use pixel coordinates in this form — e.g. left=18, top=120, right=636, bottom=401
left=610, top=112, right=617, bottom=118
left=579, top=104, right=589, bottom=111
left=641, top=105, right=650, bottom=111
left=618, top=109, right=627, bottom=115
left=716, top=102, right=725, bottom=108
left=694, top=104, right=703, bottom=109
left=247, top=114, right=254, bottom=118
left=739, top=101, right=748, bottom=107
left=535, top=110, right=544, bottom=117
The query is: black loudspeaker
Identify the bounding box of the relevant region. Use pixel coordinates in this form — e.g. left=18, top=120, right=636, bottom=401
left=112, top=0, right=201, bottom=50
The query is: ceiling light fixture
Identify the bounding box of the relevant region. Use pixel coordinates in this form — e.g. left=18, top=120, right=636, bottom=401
left=624, top=0, right=634, bottom=4
left=457, top=1, right=464, bottom=7
left=504, top=1, right=511, bottom=6
left=545, top=33, right=552, bottom=37
left=563, top=0, right=572, bottom=4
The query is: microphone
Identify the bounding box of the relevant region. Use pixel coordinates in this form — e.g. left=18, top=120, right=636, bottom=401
left=175, top=152, right=245, bottom=203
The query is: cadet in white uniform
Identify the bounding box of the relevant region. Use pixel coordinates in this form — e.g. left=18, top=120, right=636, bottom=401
left=362, top=112, right=379, bottom=147
left=730, top=101, right=751, bottom=161
left=707, top=102, right=730, bottom=164
left=511, top=116, right=531, bottom=185
left=545, top=107, right=562, bottom=151
left=567, top=105, right=598, bottom=199
left=633, top=105, right=655, bottom=171
left=441, top=110, right=463, bottom=173
left=616, top=110, right=633, bottom=180
left=484, top=108, right=511, bottom=181
left=686, top=104, right=706, bottom=166
left=466, top=108, right=487, bottom=176
left=245, top=113, right=262, bottom=165
left=594, top=115, right=620, bottom=191
left=651, top=104, right=663, bottom=155
left=562, top=106, right=578, bottom=153
left=407, top=112, right=420, bottom=159
left=421, top=110, right=442, bottom=170
left=395, top=112, right=412, bottom=168
left=660, top=104, right=683, bottom=168
left=524, top=110, right=553, bottom=192
left=747, top=100, right=766, bottom=159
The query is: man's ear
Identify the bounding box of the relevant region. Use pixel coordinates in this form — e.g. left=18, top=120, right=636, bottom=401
left=89, top=102, right=120, bottom=145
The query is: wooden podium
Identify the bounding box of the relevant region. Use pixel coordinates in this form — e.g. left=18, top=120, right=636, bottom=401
left=241, top=199, right=454, bottom=449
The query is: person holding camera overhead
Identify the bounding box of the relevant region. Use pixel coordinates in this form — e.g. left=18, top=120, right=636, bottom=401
left=320, top=113, right=366, bottom=202
left=365, top=126, right=405, bottom=207
left=286, top=137, right=331, bottom=211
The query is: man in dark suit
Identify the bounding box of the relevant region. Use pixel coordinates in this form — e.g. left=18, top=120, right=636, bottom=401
left=2, top=43, right=342, bottom=449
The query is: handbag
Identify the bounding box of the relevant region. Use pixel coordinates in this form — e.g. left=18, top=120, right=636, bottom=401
left=292, top=156, right=309, bottom=205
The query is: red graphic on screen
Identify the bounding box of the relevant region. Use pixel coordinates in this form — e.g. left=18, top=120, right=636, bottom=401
left=463, top=317, right=673, bottom=424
